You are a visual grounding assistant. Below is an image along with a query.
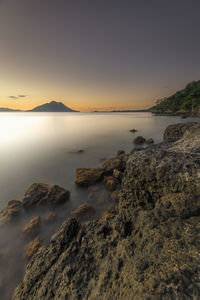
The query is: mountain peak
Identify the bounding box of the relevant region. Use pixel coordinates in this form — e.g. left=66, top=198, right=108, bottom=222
left=30, top=101, right=78, bottom=112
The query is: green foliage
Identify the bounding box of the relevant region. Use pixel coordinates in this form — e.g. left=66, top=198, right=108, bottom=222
left=152, top=80, right=200, bottom=112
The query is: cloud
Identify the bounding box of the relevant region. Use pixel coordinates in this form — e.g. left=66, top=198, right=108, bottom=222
left=9, top=96, right=18, bottom=99
left=8, top=95, right=28, bottom=99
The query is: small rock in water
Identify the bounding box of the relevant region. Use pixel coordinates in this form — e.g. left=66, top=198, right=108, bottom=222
left=22, top=183, right=70, bottom=208
left=75, top=168, right=104, bottom=187
left=21, top=216, right=41, bottom=240
left=0, top=200, right=23, bottom=224
left=129, top=129, right=137, bottom=133
left=133, top=136, right=146, bottom=144
left=104, top=176, right=118, bottom=191
left=23, top=237, right=42, bottom=260
left=117, top=150, right=125, bottom=156
left=71, top=203, right=96, bottom=220
left=113, top=169, right=122, bottom=180
left=44, top=212, right=57, bottom=223
left=146, top=138, right=154, bottom=144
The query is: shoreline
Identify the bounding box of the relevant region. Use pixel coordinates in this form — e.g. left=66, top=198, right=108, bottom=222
left=1, top=121, right=200, bottom=299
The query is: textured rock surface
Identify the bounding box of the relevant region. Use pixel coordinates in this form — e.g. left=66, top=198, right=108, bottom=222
left=133, top=135, right=146, bottom=144
left=22, top=183, right=70, bottom=208
left=0, top=200, right=23, bottom=224
left=13, top=123, right=200, bottom=300
left=21, top=216, right=41, bottom=240
left=75, top=168, right=104, bottom=187
left=23, top=237, right=42, bottom=260
left=163, top=122, right=197, bottom=142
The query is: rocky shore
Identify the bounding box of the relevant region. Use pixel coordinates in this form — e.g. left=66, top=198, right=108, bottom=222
left=1, top=122, right=200, bottom=299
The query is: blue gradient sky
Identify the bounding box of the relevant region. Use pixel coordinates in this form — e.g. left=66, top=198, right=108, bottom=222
left=0, top=0, right=200, bottom=110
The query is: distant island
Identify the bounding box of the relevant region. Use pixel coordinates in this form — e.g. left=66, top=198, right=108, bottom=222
left=0, top=101, right=79, bottom=112
left=93, top=109, right=150, bottom=113
left=152, top=80, right=200, bottom=115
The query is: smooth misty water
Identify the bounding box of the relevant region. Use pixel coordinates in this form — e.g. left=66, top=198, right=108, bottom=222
left=0, top=112, right=199, bottom=299
left=0, top=112, right=199, bottom=209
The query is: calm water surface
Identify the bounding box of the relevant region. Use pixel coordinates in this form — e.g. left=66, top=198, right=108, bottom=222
left=0, top=112, right=198, bottom=209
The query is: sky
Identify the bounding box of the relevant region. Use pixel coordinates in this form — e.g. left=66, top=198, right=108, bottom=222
left=0, top=0, right=200, bottom=111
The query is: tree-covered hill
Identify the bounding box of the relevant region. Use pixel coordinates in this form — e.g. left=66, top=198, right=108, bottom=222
left=152, top=80, right=200, bottom=114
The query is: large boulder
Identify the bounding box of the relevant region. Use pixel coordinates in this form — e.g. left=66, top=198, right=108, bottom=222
left=22, top=183, right=70, bottom=208
left=0, top=200, right=23, bottom=224
left=163, top=122, right=197, bottom=142
left=21, top=216, right=41, bottom=240
left=75, top=168, right=104, bottom=187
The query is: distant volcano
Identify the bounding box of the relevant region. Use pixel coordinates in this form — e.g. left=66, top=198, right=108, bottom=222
left=29, top=101, right=78, bottom=112
left=0, top=101, right=79, bottom=112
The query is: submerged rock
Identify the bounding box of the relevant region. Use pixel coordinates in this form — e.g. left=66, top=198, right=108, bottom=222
left=133, top=135, right=146, bottom=144
left=44, top=212, right=57, bottom=223
left=0, top=200, right=23, bottom=224
left=21, top=216, right=41, bottom=240
left=75, top=168, right=104, bottom=187
left=71, top=203, right=96, bottom=220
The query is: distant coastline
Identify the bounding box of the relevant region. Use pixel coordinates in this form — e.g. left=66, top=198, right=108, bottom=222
left=0, top=101, right=79, bottom=113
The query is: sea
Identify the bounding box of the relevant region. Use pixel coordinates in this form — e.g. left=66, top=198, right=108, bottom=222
left=0, top=111, right=198, bottom=209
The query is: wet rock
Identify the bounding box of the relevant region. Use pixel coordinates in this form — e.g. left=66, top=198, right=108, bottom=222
left=22, top=183, right=49, bottom=208
left=88, top=185, right=100, bottom=193
left=23, top=237, right=42, bottom=260
left=21, top=216, right=41, bottom=240
left=22, top=183, right=70, bottom=208
left=163, top=122, right=197, bottom=142
left=77, top=149, right=84, bottom=153
left=0, top=200, right=23, bottom=224
left=44, top=212, right=57, bottom=223
left=133, top=136, right=146, bottom=144
left=104, top=176, right=118, bottom=191
left=41, top=185, right=70, bottom=205
left=146, top=138, right=154, bottom=144
left=117, top=150, right=125, bottom=156
left=75, top=168, right=104, bottom=187
left=71, top=203, right=96, bottom=220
